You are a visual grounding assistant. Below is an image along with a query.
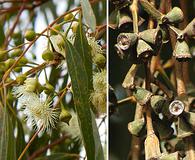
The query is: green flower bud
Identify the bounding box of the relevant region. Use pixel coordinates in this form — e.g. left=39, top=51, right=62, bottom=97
left=12, top=32, right=23, bottom=46
left=44, top=82, right=54, bottom=95
left=42, top=49, right=54, bottom=61
left=16, top=74, right=27, bottom=84
left=37, top=83, right=44, bottom=93
left=59, top=108, right=72, bottom=124
left=18, top=57, right=28, bottom=66
left=24, top=29, right=36, bottom=41
left=10, top=48, right=23, bottom=58
left=14, top=67, right=22, bottom=73
left=24, top=78, right=38, bottom=92
left=5, top=58, right=15, bottom=69
left=50, top=24, right=61, bottom=35
left=71, top=22, right=79, bottom=33
left=93, top=53, right=106, bottom=68
left=64, top=13, right=74, bottom=21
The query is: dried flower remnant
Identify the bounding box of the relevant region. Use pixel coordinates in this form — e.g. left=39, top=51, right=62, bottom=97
left=87, top=36, right=104, bottom=57
left=90, top=70, right=106, bottom=113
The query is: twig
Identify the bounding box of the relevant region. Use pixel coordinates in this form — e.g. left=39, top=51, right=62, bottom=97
left=28, top=134, right=70, bottom=160
left=18, top=128, right=42, bottom=160
left=3, top=1, right=25, bottom=48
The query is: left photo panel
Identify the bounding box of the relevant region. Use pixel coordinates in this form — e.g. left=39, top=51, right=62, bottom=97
left=0, top=0, right=107, bottom=160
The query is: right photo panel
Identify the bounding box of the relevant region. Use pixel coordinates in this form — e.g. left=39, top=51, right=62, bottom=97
left=109, top=1, right=195, bottom=160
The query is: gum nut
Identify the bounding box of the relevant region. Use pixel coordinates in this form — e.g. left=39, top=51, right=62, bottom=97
left=169, top=100, right=184, bottom=116
left=117, top=32, right=138, bottom=50
left=173, top=40, right=191, bottom=61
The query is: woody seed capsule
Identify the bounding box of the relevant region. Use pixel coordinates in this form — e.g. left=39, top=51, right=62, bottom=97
left=117, top=33, right=138, bottom=50
left=162, top=7, right=184, bottom=24
left=173, top=40, right=192, bottom=61
left=169, top=100, right=184, bottom=116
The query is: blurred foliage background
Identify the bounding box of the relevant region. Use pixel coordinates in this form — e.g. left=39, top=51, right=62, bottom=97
left=109, top=1, right=195, bottom=160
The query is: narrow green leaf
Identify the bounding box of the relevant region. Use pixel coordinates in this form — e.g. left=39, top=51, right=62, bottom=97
left=74, top=21, right=93, bottom=91
left=16, top=119, right=26, bottom=160
left=81, top=0, right=96, bottom=32
left=64, top=38, right=104, bottom=160
left=0, top=107, right=16, bottom=160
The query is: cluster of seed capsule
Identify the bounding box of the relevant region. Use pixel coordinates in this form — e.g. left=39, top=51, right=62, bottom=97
left=110, top=0, right=195, bottom=159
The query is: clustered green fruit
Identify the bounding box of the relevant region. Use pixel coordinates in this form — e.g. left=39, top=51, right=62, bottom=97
left=50, top=24, right=62, bottom=35
left=16, top=74, right=27, bottom=84
left=64, top=13, right=74, bottom=21
left=10, top=48, right=23, bottom=57
left=42, top=49, right=54, bottom=61
left=59, top=108, right=72, bottom=124
left=12, top=32, right=23, bottom=46
left=24, top=29, right=36, bottom=41
left=18, top=57, right=28, bottom=66
left=5, top=58, right=15, bottom=69
left=71, top=22, right=79, bottom=33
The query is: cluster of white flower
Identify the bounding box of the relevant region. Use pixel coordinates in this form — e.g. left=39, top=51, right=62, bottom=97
left=13, top=78, right=59, bottom=134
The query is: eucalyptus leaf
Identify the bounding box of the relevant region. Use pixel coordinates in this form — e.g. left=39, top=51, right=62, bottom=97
left=81, top=0, right=96, bottom=32
left=64, top=37, right=104, bottom=159
left=16, top=119, right=26, bottom=160
left=0, top=107, right=16, bottom=160
left=74, top=21, right=93, bottom=91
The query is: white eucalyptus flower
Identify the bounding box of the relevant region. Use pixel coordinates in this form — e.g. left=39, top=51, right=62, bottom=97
left=23, top=96, right=59, bottom=133
left=12, top=79, right=59, bottom=134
